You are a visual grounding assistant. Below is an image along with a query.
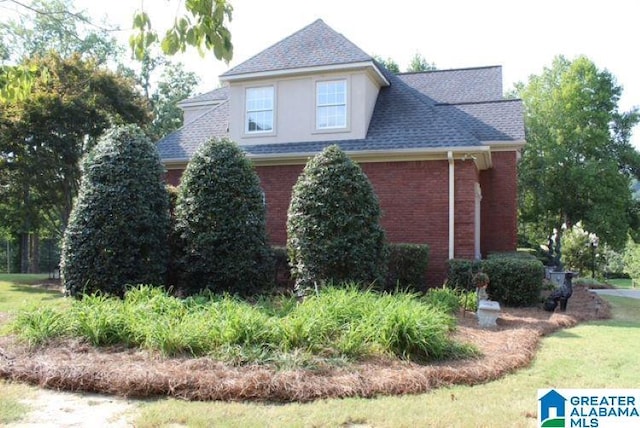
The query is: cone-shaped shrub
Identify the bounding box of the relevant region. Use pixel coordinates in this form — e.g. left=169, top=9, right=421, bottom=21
left=287, top=145, right=387, bottom=292
left=174, top=138, right=273, bottom=295
left=61, top=125, right=169, bottom=297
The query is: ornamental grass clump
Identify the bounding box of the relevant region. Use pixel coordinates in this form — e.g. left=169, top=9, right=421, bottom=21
left=10, top=285, right=475, bottom=365
left=287, top=145, right=387, bottom=293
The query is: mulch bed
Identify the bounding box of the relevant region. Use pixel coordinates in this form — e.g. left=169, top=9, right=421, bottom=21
left=0, top=285, right=610, bottom=402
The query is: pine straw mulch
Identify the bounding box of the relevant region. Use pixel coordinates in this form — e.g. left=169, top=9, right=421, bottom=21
left=0, top=285, right=610, bottom=403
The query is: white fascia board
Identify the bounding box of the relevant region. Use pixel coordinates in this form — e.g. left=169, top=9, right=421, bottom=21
left=220, top=61, right=390, bottom=87
left=483, top=140, right=526, bottom=151
left=177, top=100, right=224, bottom=109
left=248, top=146, right=492, bottom=169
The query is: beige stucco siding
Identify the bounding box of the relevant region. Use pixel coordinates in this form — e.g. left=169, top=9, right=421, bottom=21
left=228, top=70, right=380, bottom=145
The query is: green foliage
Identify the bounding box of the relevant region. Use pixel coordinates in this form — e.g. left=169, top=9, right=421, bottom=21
left=10, top=285, right=477, bottom=365
left=560, top=222, right=602, bottom=276
left=406, top=52, right=437, bottom=72
left=623, top=237, right=640, bottom=285
left=517, top=55, right=640, bottom=249
left=130, top=0, right=233, bottom=62
left=147, top=63, right=199, bottom=140
left=174, top=138, right=273, bottom=295
left=422, top=288, right=461, bottom=313
left=446, top=259, right=483, bottom=291
left=0, top=0, right=121, bottom=64
left=272, top=246, right=293, bottom=288
left=384, top=244, right=430, bottom=292
left=482, top=255, right=544, bottom=306
left=61, top=125, right=169, bottom=297
left=0, top=53, right=151, bottom=276
left=373, top=55, right=400, bottom=73
left=287, top=145, right=387, bottom=292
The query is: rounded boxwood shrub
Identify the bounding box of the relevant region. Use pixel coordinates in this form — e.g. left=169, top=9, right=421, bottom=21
left=287, top=145, right=387, bottom=292
left=61, top=125, right=169, bottom=297
left=482, top=255, right=544, bottom=306
left=174, top=138, right=273, bottom=295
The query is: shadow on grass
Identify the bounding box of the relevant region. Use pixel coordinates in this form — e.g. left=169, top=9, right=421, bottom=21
left=7, top=284, right=64, bottom=301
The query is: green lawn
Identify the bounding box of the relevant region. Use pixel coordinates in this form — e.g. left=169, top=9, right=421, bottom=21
left=606, top=278, right=636, bottom=289
left=1, top=274, right=639, bottom=427
left=133, top=295, right=640, bottom=428
left=0, top=274, right=64, bottom=313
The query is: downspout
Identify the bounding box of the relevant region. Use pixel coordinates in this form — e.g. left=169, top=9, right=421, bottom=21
left=448, top=151, right=455, bottom=260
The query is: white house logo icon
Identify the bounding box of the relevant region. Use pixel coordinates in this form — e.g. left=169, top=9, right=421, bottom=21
left=539, top=389, right=567, bottom=427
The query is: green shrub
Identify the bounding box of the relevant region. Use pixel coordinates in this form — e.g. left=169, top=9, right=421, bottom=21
left=174, top=138, right=273, bottom=295
left=287, top=145, right=387, bottom=293
left=482, top=255, right=544, bottom=306
left=384, top=244, right=430, bottom=292
left=446, top=259, right=483, bottom=291
left=60, top=125, right=169, bottom=297
left=272, top=246, right=293, bottom=289
left=561, top=221, right=602, bottom=276
left=422, top=288, right=460, bottom=313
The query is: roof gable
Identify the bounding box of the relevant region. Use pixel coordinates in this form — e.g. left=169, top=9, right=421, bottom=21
left=221, top=19, right=373, bottom=78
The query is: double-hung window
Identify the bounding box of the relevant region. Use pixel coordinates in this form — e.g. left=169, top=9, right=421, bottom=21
left=246, top=86, right=274, bottom=133
left=316, top=80, right=347, bottom=129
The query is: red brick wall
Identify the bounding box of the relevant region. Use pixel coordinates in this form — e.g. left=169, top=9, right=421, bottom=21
left=163, top=155, right=520, bottom=286
left=480, top=151, right=518, bottom=256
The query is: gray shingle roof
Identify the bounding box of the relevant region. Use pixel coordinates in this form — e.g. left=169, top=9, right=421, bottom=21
left=157, top=101, right=229, bottom=160
left=178, top=86, right=229, bottom=105
left=397, top=66, right=503, bottom=104
left=221, top=19, right=372, bottom=78
left=157, top=20, right=525, bottom=162
left=437, top=100, right=525, bottom=141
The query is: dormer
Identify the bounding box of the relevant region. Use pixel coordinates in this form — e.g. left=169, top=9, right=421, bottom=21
left=219, top=19, right=389, bottom=146
left=178, top=86, right=229, bottom=125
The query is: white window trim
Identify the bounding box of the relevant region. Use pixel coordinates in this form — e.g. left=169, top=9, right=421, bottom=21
left=315, top=78, right=349, bottom=132
left=245, top=85, right=275, bottom=135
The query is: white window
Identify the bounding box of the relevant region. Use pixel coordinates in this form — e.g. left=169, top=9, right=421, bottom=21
left=316, top=80, right=347, bottom=129
left=246, top=87, right=274, bottom=133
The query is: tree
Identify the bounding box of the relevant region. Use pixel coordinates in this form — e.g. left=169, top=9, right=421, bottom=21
left=0, top=53, right=150, bottom=272
left=560, top=222, right=602, bottom=277
left=373, top=55, right=400, bottom=73
left=61, top=125, right=169, bottom=297
left=174, top=138, right=273, bottom=295
left=147, top=62, right=200, bottom=140
left=130, top=0, right=233, bottom=62
left=0, top=0, right=121, bottom=64
left=517, top=56, right=640, bottom=250
left=623, top=237, right=640, bottom=287
left=406, top=52, right=436, bottom=72
left=287, top=145, right=387, bottom=293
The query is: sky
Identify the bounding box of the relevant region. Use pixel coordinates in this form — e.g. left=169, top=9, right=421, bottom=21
left=10, top=0, right=640, bottom=145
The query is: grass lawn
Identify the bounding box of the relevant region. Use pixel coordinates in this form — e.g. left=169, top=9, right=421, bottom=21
left=132, top=295, right=640, bottom=428
left=1, top=274, right=639, bottom=427
left=606, top=278, right=636, bottom=289
left=0, top=274, right=65, bottom=314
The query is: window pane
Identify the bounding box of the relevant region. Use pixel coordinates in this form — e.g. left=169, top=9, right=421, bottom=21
left=316, top=80, right=346, bottom=129
left=246, top=87, right=274, bottom=133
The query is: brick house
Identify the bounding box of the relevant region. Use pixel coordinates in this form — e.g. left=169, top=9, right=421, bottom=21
left=157, top=19, right=525, bottom=285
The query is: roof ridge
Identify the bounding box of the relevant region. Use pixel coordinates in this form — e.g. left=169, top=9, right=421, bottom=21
left=436, top=98, right=522, bottom=106
left=397, top=65, right=502, bottom=76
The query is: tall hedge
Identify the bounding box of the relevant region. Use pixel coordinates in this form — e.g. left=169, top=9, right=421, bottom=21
left=174, top=138, right=273, bottom=295
left=287, top=145, right=387, bottom=292
left=61, top=125, right=169, bottom=297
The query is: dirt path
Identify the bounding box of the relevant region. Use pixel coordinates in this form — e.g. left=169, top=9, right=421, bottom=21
left=7, top=389, right=137, bottom=428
